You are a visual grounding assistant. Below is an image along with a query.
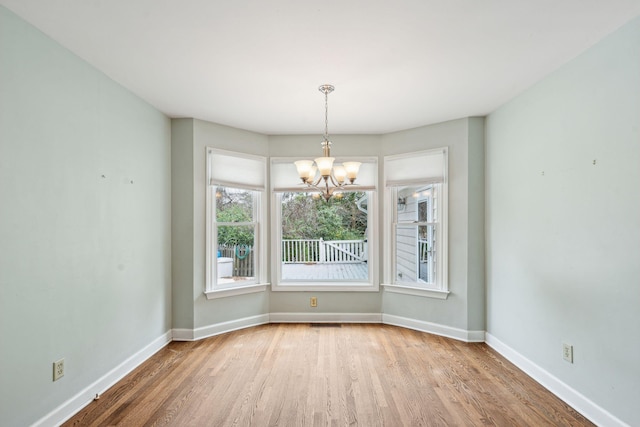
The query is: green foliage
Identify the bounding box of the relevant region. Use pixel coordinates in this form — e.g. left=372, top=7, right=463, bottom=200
left=281, top=192, right=367, bottom=241
left=216, top=187, right=254, bottom=246
left=214, top=188, right=368, bottom=249
left=217, top=224, right=254, bottom=247
left=217, top=204, right=251, bottom=222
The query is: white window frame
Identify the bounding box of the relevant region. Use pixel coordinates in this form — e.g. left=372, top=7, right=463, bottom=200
left=383, top=148, right=449, bottom=299
left=205, top=148, right=268, bottom=299
left=270, top=157, right=379, bottom=292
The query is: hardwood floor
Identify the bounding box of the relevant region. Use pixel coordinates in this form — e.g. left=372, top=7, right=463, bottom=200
left=64, top=324, right=592, bottom=426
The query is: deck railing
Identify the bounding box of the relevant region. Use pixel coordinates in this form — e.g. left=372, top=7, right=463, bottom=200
left=419, top=239, right=430, bottom=262
left=218, top=239, right=367, bottom=278
left=282, top=239, right=367, bottom=264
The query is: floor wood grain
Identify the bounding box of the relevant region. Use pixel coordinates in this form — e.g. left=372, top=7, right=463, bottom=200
left=64, top=324, right=593, bottom=426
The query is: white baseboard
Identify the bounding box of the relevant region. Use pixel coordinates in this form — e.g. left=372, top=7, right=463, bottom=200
left=32, top=330, right=172, bottom=427
left=269, top=312, right=382, bottom=323
left=175, top=313, right=483, bottom=345
left=382, top=314, right=485, bottom=342
left=34, top=315, right=484, bottom=427
left=33, top=318, right=625, bottom=427
left=172, top=314, right=270, bottom=341
left=485, top=333, right=629, bottom=427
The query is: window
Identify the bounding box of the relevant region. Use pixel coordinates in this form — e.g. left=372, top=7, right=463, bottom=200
left=384, top=148, right=448, bottom=299
left=394, top=184, right=439, bottom=284
left=270, top=157, right=378, bottom=291
left=206, top=149, right=267, bottom=298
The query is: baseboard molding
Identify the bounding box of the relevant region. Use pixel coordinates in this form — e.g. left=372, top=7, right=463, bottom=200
left=172, top=314, right=270, bottom=341
left=485, top=333, right=628, bottom=427
left=269, top=312, right=382, bottom=323
left=382, top=314, right=485, bottom=342
left=34, top=316, right=482, bottom=426
left=176, top=313, right=482, bottom=344
left=32, top=330, right=172, bottom=427
left=33, top=319, right=625, bottom=427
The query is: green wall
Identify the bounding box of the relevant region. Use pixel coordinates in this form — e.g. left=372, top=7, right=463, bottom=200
left=485, top=16, right=640, bottom=425
left=171, top=119, right=195, bottom=329
left=380, top=118, right=486, bottom=332
left=174, top=119, right=272, bottom=330
left=0, top=6, right=171, bottom=427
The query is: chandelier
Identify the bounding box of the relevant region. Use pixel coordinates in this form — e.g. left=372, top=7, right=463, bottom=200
left=294, top=84, right=361, bottom=201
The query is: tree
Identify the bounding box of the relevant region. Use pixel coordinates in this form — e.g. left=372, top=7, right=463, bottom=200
left=216, top=187, right=254, bottom=246
left=281, top=192, right=367, bottom=241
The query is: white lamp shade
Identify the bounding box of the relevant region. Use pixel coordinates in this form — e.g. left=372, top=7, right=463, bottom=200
left=307, top=166, right=318, bottom=182
left=294, top=160, right=314, bottom=181
left=333, top=164, right=347, bottom=184
left=314, top=157, right=335, bottom=177
left=342, top=161, right=361, bottom=181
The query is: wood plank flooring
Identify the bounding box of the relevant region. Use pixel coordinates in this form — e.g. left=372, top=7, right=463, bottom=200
left=64, top=324, right=593, bottom=426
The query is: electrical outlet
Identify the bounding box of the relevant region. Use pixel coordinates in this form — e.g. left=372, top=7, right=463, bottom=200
left=310, top=297, right=317, bottom=307
left=53, top=358, right=65, bottom=381
left=562, top=343, right=573, bottom=363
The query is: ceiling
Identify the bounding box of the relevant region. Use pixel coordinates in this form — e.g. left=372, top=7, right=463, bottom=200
left=2, top=1, right=640, bottom=135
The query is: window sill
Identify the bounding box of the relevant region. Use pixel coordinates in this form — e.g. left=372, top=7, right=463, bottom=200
left=382, top=283, right=449, bottom=300
left=205, top=283, right=269, bottom=300
left=271, top=282, right=379, bottom=292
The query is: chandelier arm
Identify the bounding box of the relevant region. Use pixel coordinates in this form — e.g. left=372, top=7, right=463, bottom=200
left=324, top=181, right=332, bottom=201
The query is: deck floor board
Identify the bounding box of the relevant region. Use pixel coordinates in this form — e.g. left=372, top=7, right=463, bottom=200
left=281, top=262, right=368, bottom=281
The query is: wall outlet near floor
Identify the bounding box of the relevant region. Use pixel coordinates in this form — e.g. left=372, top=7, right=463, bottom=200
left=562, top=343, right=573, bottom=363
left=310, top=297, right=317, bottom=307
left=53, top=358, right=65, bottom=381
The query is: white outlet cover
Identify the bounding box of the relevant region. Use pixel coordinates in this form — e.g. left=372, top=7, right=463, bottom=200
left=53, top=359, right=65, bottom=381
left=562, top=344, right=573, bottom=363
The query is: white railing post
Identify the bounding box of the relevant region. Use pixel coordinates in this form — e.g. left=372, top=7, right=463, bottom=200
left=319, top=238, right=325, bottom=263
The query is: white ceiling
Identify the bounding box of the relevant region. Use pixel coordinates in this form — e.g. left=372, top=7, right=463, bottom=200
left=2, top=1, right=640, bottom=135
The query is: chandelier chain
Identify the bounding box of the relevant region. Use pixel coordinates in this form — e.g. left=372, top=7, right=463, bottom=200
left=324, top=87, right=329, bottom=140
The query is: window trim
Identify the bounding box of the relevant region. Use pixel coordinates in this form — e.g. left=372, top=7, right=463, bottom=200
left=383, top=148, right=448, bottom=298
left=270, top=156, right=379, bottom=292
left=205, top=148, right=269, bottom=298
left=382, top=283, right=450, bottom=299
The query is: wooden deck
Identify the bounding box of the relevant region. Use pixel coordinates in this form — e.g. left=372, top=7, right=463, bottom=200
left=282, top=262, right=368, bottom=281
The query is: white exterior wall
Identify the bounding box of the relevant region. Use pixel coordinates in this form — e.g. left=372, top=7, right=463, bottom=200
left=396, top=195, right=418, bottom=282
